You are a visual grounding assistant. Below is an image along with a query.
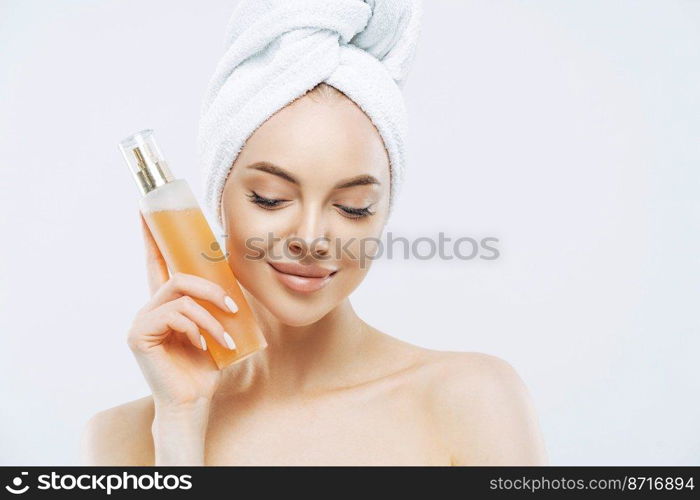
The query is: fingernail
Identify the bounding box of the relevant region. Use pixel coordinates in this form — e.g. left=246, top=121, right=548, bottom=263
left=224, top=296, right=238, bottom=313
left=200, top=335, right=207, bottom=351
left=223, top=332, right=236, bottom=350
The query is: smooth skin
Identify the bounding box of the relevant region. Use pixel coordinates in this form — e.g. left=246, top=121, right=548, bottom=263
left=81, top=86, right=548, bottom=466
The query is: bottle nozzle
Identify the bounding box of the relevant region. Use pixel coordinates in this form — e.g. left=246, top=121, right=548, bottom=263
left=119, top=129, right=174, bottom=195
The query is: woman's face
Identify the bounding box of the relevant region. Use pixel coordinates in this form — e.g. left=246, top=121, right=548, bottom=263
left=221, top=92, right=391, bottom=326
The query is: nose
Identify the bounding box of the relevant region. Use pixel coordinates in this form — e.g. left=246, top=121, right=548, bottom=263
left=286, top=207, right=330, bottom=260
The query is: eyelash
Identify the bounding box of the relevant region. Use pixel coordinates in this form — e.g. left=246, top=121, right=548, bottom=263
left=246, top=191, right=375, bottom=219
left=247, top=191, right=286, bottom=209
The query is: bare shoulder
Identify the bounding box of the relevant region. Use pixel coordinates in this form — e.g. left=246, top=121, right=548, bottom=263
left=419, top=350, right=525, bottom=391
left=418, top=350, right=549, bottom=465
left=81, top=396, right=155, bottom=466
left=369, top=330, right=526, bottom=392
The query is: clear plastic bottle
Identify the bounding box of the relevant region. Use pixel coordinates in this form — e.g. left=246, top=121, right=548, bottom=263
left=119, top=129, right=267, bottom=369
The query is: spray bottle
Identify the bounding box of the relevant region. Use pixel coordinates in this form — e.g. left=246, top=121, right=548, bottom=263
left=119, top=129, right=267, bottom=369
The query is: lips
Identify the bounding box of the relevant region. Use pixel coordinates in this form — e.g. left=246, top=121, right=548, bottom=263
left=268, top=261, right=338, bottom=293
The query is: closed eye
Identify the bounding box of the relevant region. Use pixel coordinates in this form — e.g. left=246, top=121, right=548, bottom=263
left=247, top=191, right=374, bottom=219
left=334, top=204, right=375, bottom=219
left=247, top=191, right=289, bottom=209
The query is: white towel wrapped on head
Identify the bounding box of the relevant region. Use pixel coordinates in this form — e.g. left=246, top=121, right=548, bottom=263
left=197, top=0, right=423, bottom=232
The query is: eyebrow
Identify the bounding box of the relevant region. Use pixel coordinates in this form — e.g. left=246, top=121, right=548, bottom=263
left=246, top=161, right=381, bottom=190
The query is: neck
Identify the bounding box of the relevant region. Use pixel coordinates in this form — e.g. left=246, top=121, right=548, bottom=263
left=218, top=294, right=373, bottom=399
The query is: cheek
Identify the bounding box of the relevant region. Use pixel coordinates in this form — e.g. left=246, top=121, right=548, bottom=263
left=319, top=249, right=372, bottom=309
left=222, top=206, right=266, bottom=278
left=223, top=195, right=274, bottom=258
left=334, top=223, right=383, bottom=271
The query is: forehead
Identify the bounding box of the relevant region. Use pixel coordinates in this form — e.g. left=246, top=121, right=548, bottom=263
left=236, top=94, right=390, bottom=184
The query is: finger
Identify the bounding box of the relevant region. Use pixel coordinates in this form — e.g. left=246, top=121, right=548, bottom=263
left=144, top=271, right=239, bottom=317
left=169, top=295, right=233, bottom=350
left=164, top=310, right=207, bottom=351
left=140, top=211, right=169, bottom=297
left=127, top=309, right=205, bottom=353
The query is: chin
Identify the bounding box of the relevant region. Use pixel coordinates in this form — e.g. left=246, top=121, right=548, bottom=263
left=235, top=260, right=363, bottom=326
left=261, top=297, right=336, bottom=327
left=253, top=272, right=354, bottom=326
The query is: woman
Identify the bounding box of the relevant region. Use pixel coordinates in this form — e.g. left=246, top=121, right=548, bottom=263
left=82, top=1, right=548, bottom=466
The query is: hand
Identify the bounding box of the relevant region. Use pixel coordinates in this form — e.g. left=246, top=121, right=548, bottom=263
left=127, top=212, right=238, bottom=409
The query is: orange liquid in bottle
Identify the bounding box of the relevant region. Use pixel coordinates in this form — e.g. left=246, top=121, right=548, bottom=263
left=143, top=206, right=267, bottom=369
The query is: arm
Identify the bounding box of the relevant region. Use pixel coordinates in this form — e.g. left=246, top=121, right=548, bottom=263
left=80, top=396, right=210, bottom=466
left=150, top=400, right=211, bottom=465
left=431, top=353, right=548, bottom=466
left=81, top=401, right=210, bottom=466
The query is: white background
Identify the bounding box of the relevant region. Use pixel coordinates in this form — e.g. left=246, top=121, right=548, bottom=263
left=1, top=0, right=698, bottom=465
